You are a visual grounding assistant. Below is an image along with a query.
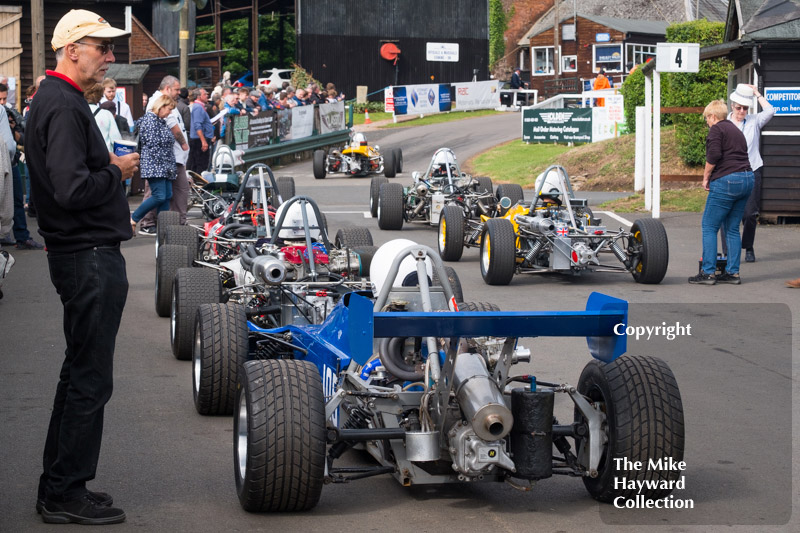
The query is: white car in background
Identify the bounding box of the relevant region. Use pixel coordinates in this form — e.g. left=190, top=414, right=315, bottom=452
left=258, top=68, right=294, bottom=87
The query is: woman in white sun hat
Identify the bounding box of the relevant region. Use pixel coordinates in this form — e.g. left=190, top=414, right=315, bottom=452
left=720, top=83, right=775, bottom=263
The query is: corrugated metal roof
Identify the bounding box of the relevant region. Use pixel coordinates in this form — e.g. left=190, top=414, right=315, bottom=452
left=519, top=12, right=668, bottom=45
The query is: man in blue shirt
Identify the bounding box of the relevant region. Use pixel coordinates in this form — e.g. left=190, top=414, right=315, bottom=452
left=188, top=87, right=215, bottom=173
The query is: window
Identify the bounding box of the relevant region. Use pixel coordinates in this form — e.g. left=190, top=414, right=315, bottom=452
left=626, top=43, right=656, bottom=70
left=593, top=44, right=622, bottom=72
left=562, top=55, right=577, bottom=73
left=532, top=46, right=556, bottom=75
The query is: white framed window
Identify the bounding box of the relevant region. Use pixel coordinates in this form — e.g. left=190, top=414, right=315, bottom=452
left=593, top=44, right=623, bottom=72
left=532, top=46, right=556, bottom=75
left=625, top=43, right=656, bottom=70
left=562, top=55, right=577, bottom=73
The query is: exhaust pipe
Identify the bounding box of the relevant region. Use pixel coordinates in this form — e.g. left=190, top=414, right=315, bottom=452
left=251, top=255, right=287, bottom=285
left=452, top=352, right=513, bottom=441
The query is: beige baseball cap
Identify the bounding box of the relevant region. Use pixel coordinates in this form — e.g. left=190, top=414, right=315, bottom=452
left=51, top=9, right=129, bottom=51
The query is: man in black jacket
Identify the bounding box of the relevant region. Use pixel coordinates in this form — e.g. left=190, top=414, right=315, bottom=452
left=25, top=9, right=139, bottom=525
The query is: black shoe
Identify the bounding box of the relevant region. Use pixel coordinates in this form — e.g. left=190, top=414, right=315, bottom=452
left=41, top=493, right=124, bottom=525
left=716, top=272, right=742, bottom=285
left=745, top=248, right=755, bottom=262
left=37, top=491, right=113, bottom=514
left=138, top=226, right=157, bottom=236
left=688, top=272, right=716, bottom=285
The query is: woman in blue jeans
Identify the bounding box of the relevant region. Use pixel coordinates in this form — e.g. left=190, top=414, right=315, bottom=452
left=131, top=95, right=176, bottom=231
left=690, top=99, right=754, bottom=285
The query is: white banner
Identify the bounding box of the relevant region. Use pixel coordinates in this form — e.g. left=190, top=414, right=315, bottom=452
left=318, top=101, right=346, bottom=134
left=592, top=95, right=625, bottom=142
left=452, top=80, right=502, bottom=111
left=291, top=106, right=315, bottom=139
left=392, top=84, right=452, bottom=116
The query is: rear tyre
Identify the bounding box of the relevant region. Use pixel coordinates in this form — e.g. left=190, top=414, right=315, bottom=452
left=193, top=303, right=248, bottom=416
left=165, top=225, right=198, bottom=261
left=383, top=150, right=396, bottom=178
left=459, top=301, right=500, bottom=312
left=378, top=182, right=404, bottom=230
left=276, top=176, right=296, bottom=206
left=480, top=218, right=516, bottom=285
left=629, top=218, right=669, bottom=284
left=369, top=177, right=388, bottom=218
left=438, top=205, right=465, bottom=262
left=433, top=265, right=464, bottom=304
left=171, top=268, right=222, bottom=360
left=495, top=183, right=524, bottom=207
left=475, top=177, right=493, bottom=195
left=335, top=227, right=374, bottom=248
left=575, top=355, right=684, bottom=502
left=393, top=148, right=403, bottom=173
left=156, top=211, right=181, bottom=253
left=155, top=244, right=191, bottom=317
left=235, top=359, right=326, bottom=512
left=312, top=150, right=327, bottom=179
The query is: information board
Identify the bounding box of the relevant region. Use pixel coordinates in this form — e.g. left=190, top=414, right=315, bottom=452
left=522, top=108, right=592, bottom=143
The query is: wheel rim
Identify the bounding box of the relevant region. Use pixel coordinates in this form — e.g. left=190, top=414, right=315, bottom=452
left=481, top=233, right=491, bottom=272
left=170, top=294, right=177, bottom=343
left=632, top=230, right=643, bottom=273
left=236, top=393, right=248, bottom=481
left=439, top=218, right=447, bottom=252
left=193, top=328, right=201, bottom=396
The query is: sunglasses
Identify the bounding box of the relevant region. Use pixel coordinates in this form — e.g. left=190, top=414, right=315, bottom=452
left=732, top=104, right=749, bottom=111
left=74, top=41, right=115, bottom=55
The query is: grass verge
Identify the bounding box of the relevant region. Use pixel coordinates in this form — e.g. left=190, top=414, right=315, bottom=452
left=599, top=189, right=707, bottom=212
left=464, top=140, right=572, bottom=186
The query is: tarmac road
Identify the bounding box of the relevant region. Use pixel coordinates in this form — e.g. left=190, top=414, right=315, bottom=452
left=1, top=112, right=798, bottom=532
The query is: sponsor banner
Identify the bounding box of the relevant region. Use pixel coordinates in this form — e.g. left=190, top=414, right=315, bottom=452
left=452, top=80, right=502, bottom=111
left=522, top=108, right=592, bottom=143
left=291, top=105, right=315, bottom=139
left=593, top=95, right=625, bottom=142
left=319, top=101, right=346, bottom=134
left=764, top=87, right=800, bottom=115
left=247, top=110, right=276, bottom=148
left=392, top=84, right=452, bottom=115
left=384, top=87, right=394, bottom=113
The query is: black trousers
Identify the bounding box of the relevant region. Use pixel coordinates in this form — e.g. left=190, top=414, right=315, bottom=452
left=39, top=244, right=128, bottom=501
left=720, top=167, right=761, bottom=255
left=187, top=138, right=211, bottom=174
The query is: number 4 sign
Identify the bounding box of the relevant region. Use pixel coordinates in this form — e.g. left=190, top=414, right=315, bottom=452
left=655, top=43, right=700, bottom=73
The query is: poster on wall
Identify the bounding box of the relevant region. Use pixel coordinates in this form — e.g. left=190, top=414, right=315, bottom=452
left=522, top=108, right=592, bottom=143
left=392, top=84, right=451, bottom=115
left=452, top=80, right=501, bottom=111
left=291, top=105, right=315, bottom=139
left=319, top=101, right=346, bottom=134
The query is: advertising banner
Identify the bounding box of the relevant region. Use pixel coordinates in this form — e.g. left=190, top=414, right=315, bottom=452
left=452, top=80, right=502, bottom=111
left=290, top=106, right=315, bottom=139
left=384, top=87, right=394, bottom=113
left=592, top=95, right=626, bottom=142
left=319, top=101, right=346, bottom=134
left=522, top=108, right=592, bottom=143
left=392, top=84, right=452, bottom=116
left=247, top=111, right=276, bottom=148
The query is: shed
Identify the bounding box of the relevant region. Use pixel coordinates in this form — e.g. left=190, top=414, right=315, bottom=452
left=701, top=0, right=800, bottom=218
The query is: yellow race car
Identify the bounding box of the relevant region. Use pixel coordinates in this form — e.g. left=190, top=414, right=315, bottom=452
left=313, top=133, right=402, bottom=179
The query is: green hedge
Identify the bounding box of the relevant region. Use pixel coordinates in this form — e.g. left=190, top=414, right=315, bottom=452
left=620, top=20, right=731, bottom=166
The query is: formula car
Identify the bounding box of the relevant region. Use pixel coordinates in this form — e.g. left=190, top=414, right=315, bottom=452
left=371, top=148, right=496, bottom=230
left=313, top=132, right=402, bottom=179
left=453, top=165, right=669, bottom=285
left=231, top=240, right=685, bottom=512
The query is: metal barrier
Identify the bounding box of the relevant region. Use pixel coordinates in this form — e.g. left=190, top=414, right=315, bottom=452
left=240, top=129, right=352, bottom=164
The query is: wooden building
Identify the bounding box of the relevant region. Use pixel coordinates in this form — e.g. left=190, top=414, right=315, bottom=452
left=701, top=0, right=800, bottom=218
left=519, top=12, right=668, bottom=98
left=296, top=0, right=489, bottom=101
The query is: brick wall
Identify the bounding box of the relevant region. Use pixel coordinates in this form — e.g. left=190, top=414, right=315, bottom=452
left=130, top=16, right=168, bottom=62
left=495, top=0, right=551, bottom=78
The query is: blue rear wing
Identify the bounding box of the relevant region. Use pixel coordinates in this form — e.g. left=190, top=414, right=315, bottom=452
left=250, top=292, right=627, bottom=368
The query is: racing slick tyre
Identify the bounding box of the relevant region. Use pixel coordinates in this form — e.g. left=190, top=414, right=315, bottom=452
left=575, top=355, right=684, bottom=503
left=438, top=205, right=465, bottom=262
left=393, top=148, right=403, bottom=174
left=312, top=150, right=327, bottom=179
left=335, top=226, right=374, bottom=248
left=155, top=244, right=192, bottom=317
left=378, top=182, right=404, bottom=230
left=171, top=268, right=222, bottom=360
left=495, top=183, right=524, bottom=207
left=352, top=245, right=377, bottom=275
left=475, top=176, right=493, bottom=195
left=193, top=303, right=248, bottom=416
left=480, top=218, right=516, bottom=285
left=156, top=210, right=181, bottom=255
left=383, top=149, right=396, bottom=178
left=629, top=218, right=669, bottom=284
left=165, top=225, right=198, bottom=261
left=276, top=176, right=296, bottom=206
left=369, top=177, right=388, bottom=218
left=432, top=265, right=464, bottom=304
left=235, top=359, right=326, bottom=512
left=458, top=301, right=500, bottom=312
